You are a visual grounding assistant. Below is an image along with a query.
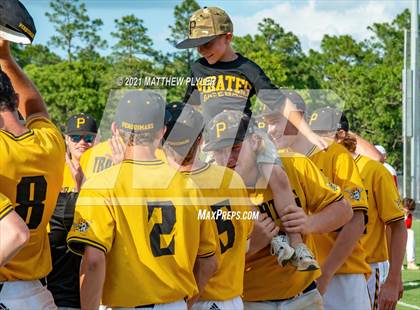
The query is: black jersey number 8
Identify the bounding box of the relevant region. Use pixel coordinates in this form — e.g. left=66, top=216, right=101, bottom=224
left=148, top=202, right=176, bottom=257
left=15, top=176, right=47, bottom=229
left=211, top=200, right=235, bottom=254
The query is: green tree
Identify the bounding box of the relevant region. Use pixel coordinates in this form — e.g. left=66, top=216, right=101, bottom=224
left=304, top=9, right=416, bottom=170
left=11, top=44, right=61, bottom=68
left=111, top=14, right=156, bottom=62
left=167, top=0, right=200, bottom=74
left=25, top=60, right=109, bottom=125
left=233, top=18, right=319, bottom=89
left=46, top=0, right=107, bottom=62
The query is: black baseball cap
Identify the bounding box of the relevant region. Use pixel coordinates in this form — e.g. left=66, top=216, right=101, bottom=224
left=308, top=107, right=344, bottom=132
left=163, top=101, right=184, bottom=141
left=0, top=0, right=36, bottom=44
left=66, top=114, right=98, bottom=135
left=165, top=104, right=204, bottom=156
left=115, top=90, right=166, bottom=135
left=203, top=111, right=253, bottom=152
left=339, top=112, right=349, bottom=132
left=260, top=90, right=306, bottom=117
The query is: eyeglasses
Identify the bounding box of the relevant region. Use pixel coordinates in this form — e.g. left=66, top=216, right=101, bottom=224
left=69, top=134, right=95, bottom=143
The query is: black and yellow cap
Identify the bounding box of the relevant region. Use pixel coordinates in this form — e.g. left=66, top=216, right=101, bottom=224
left=176, top=7, right=233, bottom=49
left=66, top=114, right=98, bottom=135
left=308, top=107, right=346, bottom=132
left=165, top=104, right=204, bottom=156
left=115, top=90, right=166, bottom=135
left=0, top=0, right=36, bottom=44
left=203, top=111, right=253, bottom=152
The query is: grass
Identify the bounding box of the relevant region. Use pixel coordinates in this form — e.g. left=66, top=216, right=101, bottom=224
left=397, top=219, right=420, bottom=309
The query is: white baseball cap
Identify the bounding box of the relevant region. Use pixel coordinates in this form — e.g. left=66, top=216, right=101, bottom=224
left=375, top=145, right=387, bottom=155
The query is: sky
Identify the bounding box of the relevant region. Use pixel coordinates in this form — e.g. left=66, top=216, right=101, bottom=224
left=20, top=0, right=412, bottom=57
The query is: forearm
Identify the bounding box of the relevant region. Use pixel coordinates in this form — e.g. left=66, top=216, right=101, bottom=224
left=387, top=220, right=407, bottom=281
left=0, top=43, right=48, bottom=118
left=321, top=211, right=365, bottom=277
left=0, top=212, right=29, bottom=267
left=80, top=248, right=106, bottom=310
left=193, top=255, right=218, bottom=295
left=307, top=199, right=353, bottom=234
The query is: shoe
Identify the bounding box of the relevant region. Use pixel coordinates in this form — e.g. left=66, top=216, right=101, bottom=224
left=271, top=234, right=294, bottom=266
left=291, top=243, right=320, bottom=271
left=407, top=262, right=420, bottom=270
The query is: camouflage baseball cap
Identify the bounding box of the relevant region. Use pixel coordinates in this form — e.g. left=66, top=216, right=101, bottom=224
left=176, top=7, right=233, bottom=49
left=203, top=111, right=253, bottom=152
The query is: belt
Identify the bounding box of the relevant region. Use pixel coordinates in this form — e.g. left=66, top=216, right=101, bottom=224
left=135, top=305, right=155, bottom=308
left=0, top=283, right=3, bottom=293
left=266, top=281, right=317, bottom=303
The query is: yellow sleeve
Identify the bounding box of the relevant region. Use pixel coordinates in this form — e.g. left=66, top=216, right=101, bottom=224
left=67, top=187, right=115, bottom=255
left=374, top=170, right=405, bottom=224
left=0, top=193, right=13, bottom=220
left=334, top=151, right=368, bottom=211
left=302, top=158, right=344, bottom=213
left=197, top=205, right=217, bottom=258
left=26, top=115, right=66, bottom=155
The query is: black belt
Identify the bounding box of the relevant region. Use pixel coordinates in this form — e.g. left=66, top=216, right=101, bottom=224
left=0, top=283, right=3, bottom=293
left=135, top=304, right=155, bottom=308
left=266, top=281, right=317, bottom=303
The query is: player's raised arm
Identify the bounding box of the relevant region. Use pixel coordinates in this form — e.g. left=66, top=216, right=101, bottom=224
left=0, top=39, right=48, bottom=119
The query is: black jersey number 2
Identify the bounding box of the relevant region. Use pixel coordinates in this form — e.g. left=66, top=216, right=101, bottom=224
left=148, top=202, right=176, bottom=257
left=15, top=176, right=47, bottom=229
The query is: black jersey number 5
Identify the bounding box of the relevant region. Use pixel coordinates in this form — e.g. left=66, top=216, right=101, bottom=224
left=211, top=200, right=235, bottom=254
left=148, top=202, right=176, bottom=257
left=15, top=176, right=47, bottom=229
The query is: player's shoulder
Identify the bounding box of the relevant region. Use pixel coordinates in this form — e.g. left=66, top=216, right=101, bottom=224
left=279, top=149, right=311, bottom=170
left=355, top=154, right=387, bottom=175
left=210, top=164, right=247, bottom=188
left=81, top=163, right=121, bottom=190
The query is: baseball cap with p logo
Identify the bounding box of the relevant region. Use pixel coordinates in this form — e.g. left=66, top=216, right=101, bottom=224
left=66, top=114, right=98, bottom=135
left=203, top=111, right=253, bottom=152
left=309, top=107, right=346, bottom=133
left=176, top=7, right=233, bottom=49
left=0, top=0, right=36, bottom=44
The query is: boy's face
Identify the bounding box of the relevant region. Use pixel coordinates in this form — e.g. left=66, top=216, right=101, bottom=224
left=197, top=34, right=231, bottom=64
left=212, top=136, right=258, bottom=184
left=266, top=113, right=297, bottom=149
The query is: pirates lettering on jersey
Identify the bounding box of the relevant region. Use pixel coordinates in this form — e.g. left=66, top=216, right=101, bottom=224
left=196, top=75, right=252, bottom=103
left=92, top=156, right=113, bottom=174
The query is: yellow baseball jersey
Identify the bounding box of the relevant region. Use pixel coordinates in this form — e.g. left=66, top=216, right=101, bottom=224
left=182, top=164, right=253, bottom=301
left=244, top=151, right=344, bottom=301
left=0, top=116, right=65, bottom=281
left=308, top=141, right=371, bottom=275
left=0, top=193, right=13, bottom=220
left=62, top=163, right=76, bottom=192
left=355, top=155, right=405, bottom=263
left=80, top=141, right=167, bottom=179
left=67, top=160, right=217, bottom=307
